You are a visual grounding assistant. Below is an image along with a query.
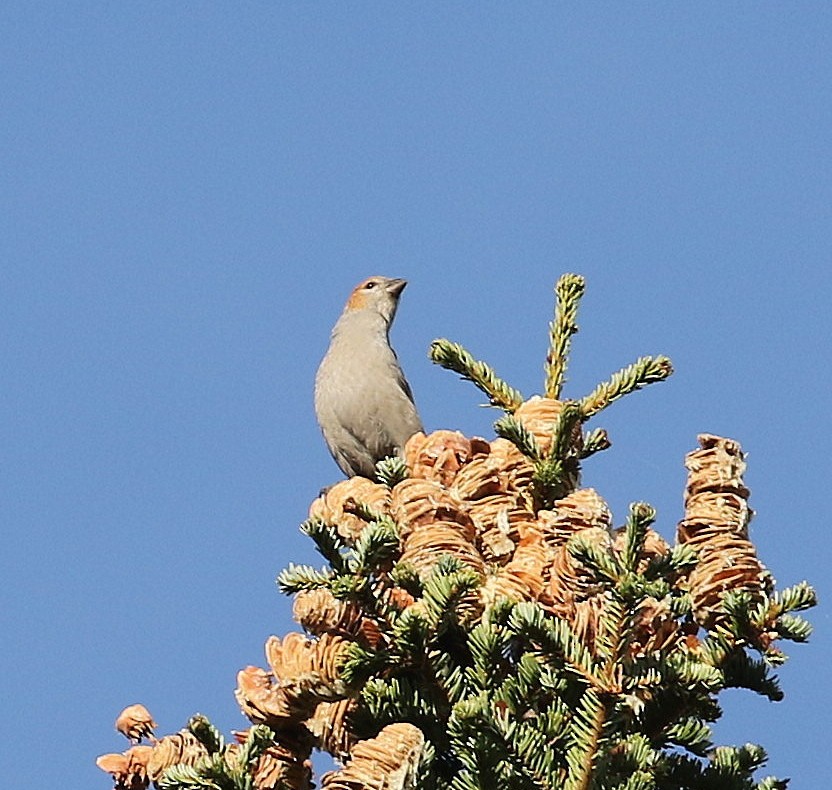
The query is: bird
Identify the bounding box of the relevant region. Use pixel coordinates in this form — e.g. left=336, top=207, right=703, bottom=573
left=315, top=275, right=423, bottom=479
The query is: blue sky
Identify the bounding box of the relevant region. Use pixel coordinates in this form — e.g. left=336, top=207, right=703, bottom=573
left=2, top=4, right=830, bottom=787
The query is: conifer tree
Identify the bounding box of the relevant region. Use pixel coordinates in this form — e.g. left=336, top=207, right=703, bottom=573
left=98, top=274, right=815, bottom=790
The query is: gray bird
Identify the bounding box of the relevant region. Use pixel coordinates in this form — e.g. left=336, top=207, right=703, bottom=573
left=315, top=276, right=423, bottom=479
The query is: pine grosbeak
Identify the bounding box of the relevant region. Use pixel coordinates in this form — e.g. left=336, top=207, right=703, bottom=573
left=315, top=276, right=423, bottom=479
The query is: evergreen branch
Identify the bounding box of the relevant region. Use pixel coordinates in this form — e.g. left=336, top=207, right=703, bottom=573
left=342, top=499, right=386, bottom=523
left=710, top=743, right=768, bottom=775
left=430, top=338, right=525, bottom=412
left=508, top=602, right=598, bottom=684
left=580, top=427, right=611, bottom=459
left=300, top=518, right=349, bottom=573
left=579, top=356, right=673, bottom=418
left=391, top=606, right=432, bottom=659
left=494, top=414, right=542, bottom=461
left=532, top=458, right=577, bottom=510
left=642, top=544, right=697, bottom=581
left=665, top=653, right=723, bottom=691
left=668, top=591, right=693, bottom=618
left=621, top=502, right=657, bottom=573
left=339, top=641, right=392, bottom=686
left=545, top=273, right=586, bottom=400
left=663, top=718, right=712, bottom=756
left=467, top=623, right=509, bottom=694
left=158, top=762, right=223, bottom=790
left=773, top=613, right=812, bottom=642
left=496, top=652, right=547, bottom=715
left=749, top=580, right=817, bottom=631
left=720, top=651, right=783, bottom=701
left=435, top=663, right=471, bottom=706
left=569, top=535, right=622, bottom=585
left=614, top=774, right=655, bottom=790
left=421, top=564, right=482, bottom=634
left=276, top=563, right=333, bottom=594
left=721, top=591, right=765, bottom=645
left=624, top=659, right=664, bottom=696
left=528, top=401, right=585, bottom=506
left=598, top=733, right=661, bottom=787
left=237, top=725, right=279, bottom=769
left=663, top=753, right=708, bottom=786
left=593, top=594, right=627, bottom=670
left=549, top=400, right=584, bottom=461
left=350, top=517, right=401, bottom=574
left=447, top=698, right=528, bottom=790
left=391, top=562, right=424, bottom=597
left=187, top=714, right=224, bottom=754
left=493, top=712, right=564, bottom=788
left=773, top=580, right=817, bottom=612
left=563, top=688, right=606, bottom=790
left=610, top=734, right=656, bottom=774
left=360, top=675, right=445, bottom=733
left=329, top=573, right=369, bottom=600
left=376, top=455, right=409, bottom=487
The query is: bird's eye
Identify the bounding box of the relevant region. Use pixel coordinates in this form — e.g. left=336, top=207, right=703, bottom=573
left=364, top=281, right=377, bottom=290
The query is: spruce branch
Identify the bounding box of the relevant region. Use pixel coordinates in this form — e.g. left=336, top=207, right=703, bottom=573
left=643, top=544, right=698, bottom=581
left=391, top=562, right=424, bottom=597
left=546, top=273, right=586, bottom=400
left=493, top=714, right=564, bottom=787
left=579, top=356, right=673, bottom=418
left=772, top=614, right=812, bottom=643
left=350, top=517, right=401, bottom=574
left=580, top=427, right=611, bottom=459
left=528, top=402, right=586, bottom=508
left=342, top=498, right=386, bottom=524
left=276, top=563, right=332, bottom=594
left=391, top=606, right=431, bottom=658
left=621, top=502, right=657, bottom=573
left=359, top=675, right=445, bottom=733
left=300, top=518, right=349, bottom=573
left=329, top=573, right=369, bottom=600
left=569, top=534, right=622, bottom=585
left=430, top=338, right=525, bottom=412
left=508, top=602, right=597, bottom=684
left=420, top=563, right=482, bottom=634
left=339, top=642, right=392, bottom=687
left=236, top=724, right=278, bottom=769
left=663, top=717, right=713, bottom=756
left=437, top=664, right=471, bottom=706
left=376, top=455, right=409, bottom=487
left=749, top=580, right=817, bottom=630
left=467, top=622, right=510, bottom=693
left=157, top=763, right=221, bottom=790
left=532, top=458, right=577, bottom=510
left=710, top=743, right=768, bottom=776
left=187, top=714, right=224, bottom=754
left=494, top=414, right=542, bottom=461
left=720, top=651, right=783, bottom=702
left=593, top=595, right=630, bottom=673
left=605, top=733, right=659, bottom=780
left=549, top=400, right=584, bottom=461
left=563, top=688, right=606, bottom=790
left=666, top=653, right=723, bottom=691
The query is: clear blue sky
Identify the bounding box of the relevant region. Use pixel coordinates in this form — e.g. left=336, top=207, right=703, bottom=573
left=2, top=4, right=830, bottom=787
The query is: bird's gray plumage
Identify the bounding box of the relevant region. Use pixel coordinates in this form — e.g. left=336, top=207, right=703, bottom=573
left=314, top=276, right=423, bottom=479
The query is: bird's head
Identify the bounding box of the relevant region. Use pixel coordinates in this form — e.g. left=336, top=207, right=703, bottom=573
left=343, top=276, right=408, bottom=326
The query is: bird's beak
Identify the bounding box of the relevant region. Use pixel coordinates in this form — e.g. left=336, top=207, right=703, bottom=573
left=386, top=278, right=407, bottom=297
